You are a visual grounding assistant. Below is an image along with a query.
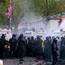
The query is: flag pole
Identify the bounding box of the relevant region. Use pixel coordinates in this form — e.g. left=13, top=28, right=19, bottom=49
left=10, top=16, right=12, bottom=31
left=10, top=0, right=12, bottom=32
left=5, top=0, right=13, bottom=32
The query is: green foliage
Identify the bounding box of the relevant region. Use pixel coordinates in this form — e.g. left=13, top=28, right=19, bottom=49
left=30, top=0, right=65, bottom=16
left=0, top=0, right=9, bottom=24
left=13, top=0, right=22, bottom=17
left=0, top=0, right=23, bottom=24
left=0, top=0, right=65, bottom=25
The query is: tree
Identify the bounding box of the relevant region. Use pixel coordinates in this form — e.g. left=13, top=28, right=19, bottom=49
left=0, top=0, right=9, bottom=24
left=0, top=0, right=23, bottom=25
left=30, top=0, right=65, bottom=17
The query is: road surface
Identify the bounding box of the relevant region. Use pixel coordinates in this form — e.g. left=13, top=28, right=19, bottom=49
left=3, top=57, right=65, bottom=65
left=3, top=57, right=46, bottom=65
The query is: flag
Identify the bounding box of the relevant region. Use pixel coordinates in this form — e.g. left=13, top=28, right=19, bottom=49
left=5, top=0, right=13, bottom=17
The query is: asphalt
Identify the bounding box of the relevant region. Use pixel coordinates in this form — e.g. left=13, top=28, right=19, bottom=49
left=3, top=57, right=46, bottom=65
left=2, top=57, right=65, bottom=65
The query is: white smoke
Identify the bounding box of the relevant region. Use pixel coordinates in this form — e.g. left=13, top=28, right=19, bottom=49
left=17, top=0, right=65, bottom=37
left=17, top=0, right=47, bottom=36
left=60, top=19, right=65, bottom=30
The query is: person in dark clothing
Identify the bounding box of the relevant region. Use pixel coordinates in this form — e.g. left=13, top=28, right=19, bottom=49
left=29, top=36, right=35, bottom=57
left=35, top=36, right=43, bottom=59
left=22, top=36, right=27, bottom=56
left=44, top=37, right=52, bottom=61
left=26, top=37, right=31, bottom=56
left=0, top=34, right=6, bottom=58
left=3, top=41, right=11, bottom=58
left=60, top=37, right=65, bottom=59
left=51, top=38, right=58, bottom=65
left=17, top=34, right=26, bottom=59
left=9, top=34, right=17, bottom=57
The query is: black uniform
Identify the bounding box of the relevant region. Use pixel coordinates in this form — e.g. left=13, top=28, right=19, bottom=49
left=17, top=34, right=26, bottom=58
left=3, top=41, right=11, bottom=58
left=26, top=37, right=31, bottom=56
left=44, top=37, right=52, bottom=61
left=60, top=37, right=65, bottom=59
left=0, top=34, right=6, bottom=58
left=35, top=36, right=43, bottom=59
left=51, top=38, right=58, bottom=65
left=9, top=34, right=17, bottom=57
left=29, top=36, right=35, bottom=57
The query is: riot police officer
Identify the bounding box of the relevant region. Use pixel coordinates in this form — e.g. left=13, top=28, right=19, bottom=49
left=17, top=34, right=26, bottom=59
left=9, top=34, right=17, bottom=58
left=0, top=34, right=6, bottom=58
left=51, top=38, right=58, bottom=65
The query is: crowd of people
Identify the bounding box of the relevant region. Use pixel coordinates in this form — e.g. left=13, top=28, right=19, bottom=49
left=0, top=34, right=44, bottom=59
left=0, top=33, right=65, bottom=65
left=44, top=36, right=65, bottom=65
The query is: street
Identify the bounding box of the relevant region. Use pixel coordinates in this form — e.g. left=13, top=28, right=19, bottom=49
left=3, top=57, right=65, bottom=65
left=3, top=57, right=46, bottom=65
